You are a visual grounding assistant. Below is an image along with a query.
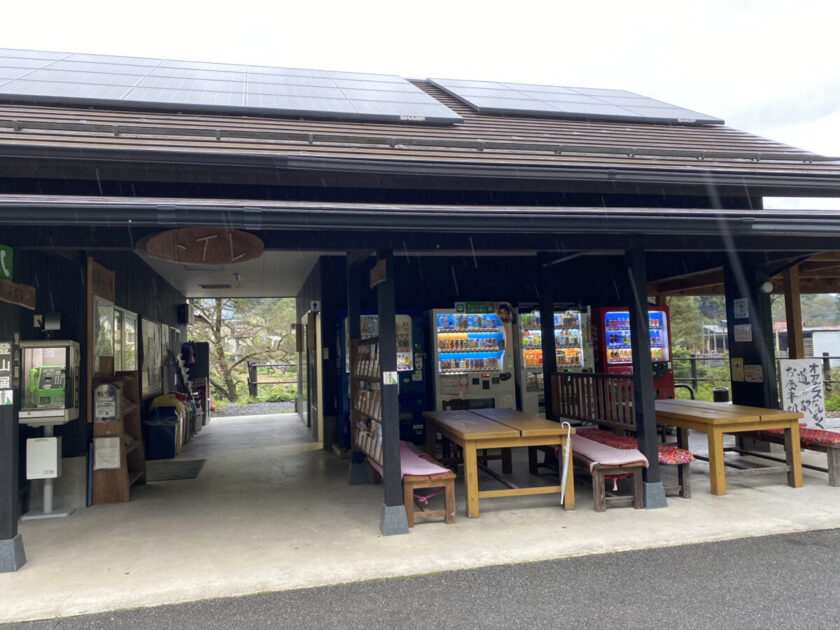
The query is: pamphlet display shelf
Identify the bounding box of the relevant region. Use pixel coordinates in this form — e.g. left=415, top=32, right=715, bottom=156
left=350, top=338, right=383, bottom=466
left=91, top=371, right=146, bottom=504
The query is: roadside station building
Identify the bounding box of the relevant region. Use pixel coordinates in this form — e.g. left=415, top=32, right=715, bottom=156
left=2, top=48, right=840, bottom=571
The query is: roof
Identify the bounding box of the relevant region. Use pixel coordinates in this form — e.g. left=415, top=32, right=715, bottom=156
left=0, top=81, right=838, bottom=193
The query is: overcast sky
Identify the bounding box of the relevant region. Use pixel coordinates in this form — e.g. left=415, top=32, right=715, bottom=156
left=3, top=0, right=838, bottom=207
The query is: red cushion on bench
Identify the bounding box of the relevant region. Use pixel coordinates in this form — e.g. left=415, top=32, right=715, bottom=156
left=765, top=424, right=840, bottom=445
left=577, top=428, right=695, bottom=464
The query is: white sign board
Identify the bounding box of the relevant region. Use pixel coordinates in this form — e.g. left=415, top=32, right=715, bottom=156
left=779, top=359, right=829, bottom=430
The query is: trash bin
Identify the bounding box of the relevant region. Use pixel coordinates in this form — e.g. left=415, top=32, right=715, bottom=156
left=713, top=387, right=730, bottom=403
left=143, top=407, right=178, bottom=460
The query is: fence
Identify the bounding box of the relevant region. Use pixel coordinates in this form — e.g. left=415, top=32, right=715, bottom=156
left=247, top=362, right=297, bottom=398
left=674, top=353, right=840, bottom=399
left=552, top=372, right=636, bottom=430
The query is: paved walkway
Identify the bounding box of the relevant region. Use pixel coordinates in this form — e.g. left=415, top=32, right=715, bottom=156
left=6, top=528, right=840, bottom=629
left=3, top=413, right=840, bottom=624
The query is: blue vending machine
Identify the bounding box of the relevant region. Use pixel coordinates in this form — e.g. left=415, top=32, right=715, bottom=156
left=336, top=311, right=427, bottom=449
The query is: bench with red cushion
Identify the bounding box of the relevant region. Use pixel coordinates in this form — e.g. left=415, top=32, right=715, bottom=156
left=570, top=435, right=648, bottom=512
left=576, top=427, right=693, bottom=498
left=756, top=424, right=840, bottom=486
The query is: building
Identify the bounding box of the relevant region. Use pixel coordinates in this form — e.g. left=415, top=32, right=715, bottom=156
left=2, top=47, right=840, bottom=571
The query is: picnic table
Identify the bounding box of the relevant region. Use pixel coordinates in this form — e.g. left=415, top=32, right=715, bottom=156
left=423, top=408, right=575, bottom=518
left=654, top=399, right=803, bottom=496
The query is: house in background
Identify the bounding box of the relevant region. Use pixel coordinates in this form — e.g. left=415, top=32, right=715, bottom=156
left=774, top=322, right=840, bottom=366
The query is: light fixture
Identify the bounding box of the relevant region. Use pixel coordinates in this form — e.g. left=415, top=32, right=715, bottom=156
left=759, top=281, right=774, bottom=294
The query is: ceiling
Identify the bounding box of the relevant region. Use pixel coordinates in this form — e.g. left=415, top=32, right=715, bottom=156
left=139, top=249, right=321, bottom=298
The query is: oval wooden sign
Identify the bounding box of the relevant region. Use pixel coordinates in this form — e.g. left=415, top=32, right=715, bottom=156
left=143, top=228, right=264, bottom=265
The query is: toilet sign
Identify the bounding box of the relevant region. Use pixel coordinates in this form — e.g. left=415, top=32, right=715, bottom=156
left=0, top=245, right=11, bottom=280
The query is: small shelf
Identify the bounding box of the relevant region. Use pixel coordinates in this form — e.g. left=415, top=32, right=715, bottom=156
left=438, top=348, right=501, bottom=354
left=353, top=407, right=382, bottom=423
left=437, top=328, right=501, bottom=334
left=359, top=336, right=379, bottom=345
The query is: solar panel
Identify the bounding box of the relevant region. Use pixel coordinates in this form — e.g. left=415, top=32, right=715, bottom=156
left=0, top=48, right=463, bottom=124
left=430, top=78, right=724, bottom=125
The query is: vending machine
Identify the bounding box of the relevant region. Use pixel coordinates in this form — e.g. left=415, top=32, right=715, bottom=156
left=514, top=308, right=595, bottom=416
left=428, top=304, right=516, bottom=411
left=336, top=312, right=426, bottom=447
left=591, top=306, right=674, bottom=399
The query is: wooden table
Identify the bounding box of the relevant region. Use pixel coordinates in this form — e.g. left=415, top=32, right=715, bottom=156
left=423, top=408, right=575, bottom=518
left=654, top=399, right=803, bottom=496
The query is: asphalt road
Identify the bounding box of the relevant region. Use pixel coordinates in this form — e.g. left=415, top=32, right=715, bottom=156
left=6, top=528, right=840, bottom=629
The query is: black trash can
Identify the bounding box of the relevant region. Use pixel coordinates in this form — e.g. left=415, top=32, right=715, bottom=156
left=713, top=387, right=730, bottom=403
left=143, top=407, right=178, bottom=460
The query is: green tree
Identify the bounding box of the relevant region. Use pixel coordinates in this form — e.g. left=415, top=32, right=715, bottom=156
left=189, top=298, right=297, bottom=402
left=667, top=296, right=703, bottom=352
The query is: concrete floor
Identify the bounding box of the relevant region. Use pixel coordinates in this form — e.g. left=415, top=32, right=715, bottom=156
left=3, top=413, right=840, bottom=624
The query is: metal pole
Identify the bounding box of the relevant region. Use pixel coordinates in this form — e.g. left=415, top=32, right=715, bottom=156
left=824, top=352, right=832, bottom=397
left=248, top=362, right=258, bottom=398
left=376, top=249, right=408, bottom=535
left=690, top=353, right=698, bottom=392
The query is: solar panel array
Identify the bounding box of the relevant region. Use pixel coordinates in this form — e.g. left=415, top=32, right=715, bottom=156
left=0, top=48, right=463, bottom=124
left=430, top=78, right=724, bottom=125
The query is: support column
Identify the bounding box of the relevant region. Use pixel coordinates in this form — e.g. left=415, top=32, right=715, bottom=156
left=784, top=265, right=805, bottom=359
left=538, top=256, right=557, bottom=420
left=625, top=249, right=666, bottom=509
left=1, top=338, right=25, bottom=572
left=724, top=253, right=778, bottom=407
left=376, top=249, right=408, bottom=536
left=346, top=258, right=368, bottom=485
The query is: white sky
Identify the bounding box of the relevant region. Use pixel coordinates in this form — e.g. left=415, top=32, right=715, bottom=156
left=3, top=0, right=838, bottom=207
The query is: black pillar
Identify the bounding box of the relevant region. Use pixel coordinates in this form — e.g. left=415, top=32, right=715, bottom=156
left=625, top=249, right=666, bottom=508
left=1, top=337, right=25, bottom=572
left=723, top=253, right=778, bottom=407
left=538, top=256, right=557, bottom=419
left=376, top=249, right=408, bottom=535
left=347, top=258, right=368, bottom=485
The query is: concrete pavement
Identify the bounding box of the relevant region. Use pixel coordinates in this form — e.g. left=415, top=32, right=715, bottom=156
left=3, top=413, right=840, bottom=624
left=5, top=528, right=840, bottom=629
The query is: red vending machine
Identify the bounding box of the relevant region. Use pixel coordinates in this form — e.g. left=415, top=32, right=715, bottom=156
left=591, top=306, right=674, bottom=399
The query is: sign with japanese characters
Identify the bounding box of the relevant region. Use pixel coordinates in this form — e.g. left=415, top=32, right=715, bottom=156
left=779, top=359, right=827, bottom=430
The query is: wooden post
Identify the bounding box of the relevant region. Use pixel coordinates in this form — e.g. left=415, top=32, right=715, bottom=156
left=1, top=337, right=25, bottom=572
left=723, top=253, right=779, bottom=408
left=376, top=249, right=408, bottom=535
left=538, top=255, right=557, bottom=419
left=625, top=249, right=665, bottom=507
left=784, top=265, right=804, bottom=359
left=346, top=257, right=368, bottom=485
left=823, top=352, right=832, bottom=397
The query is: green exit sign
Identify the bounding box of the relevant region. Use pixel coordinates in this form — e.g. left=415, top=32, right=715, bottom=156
left=0, top=245, right=11, bottom=280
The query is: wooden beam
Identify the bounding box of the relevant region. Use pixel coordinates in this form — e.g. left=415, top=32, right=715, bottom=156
left=784, top=266, right=805, bottom=359
left=648, top=268, right=724, bottom=295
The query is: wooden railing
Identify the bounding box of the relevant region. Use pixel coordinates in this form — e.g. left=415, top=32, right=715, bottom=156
left=551, top=372, right=636, bottom=432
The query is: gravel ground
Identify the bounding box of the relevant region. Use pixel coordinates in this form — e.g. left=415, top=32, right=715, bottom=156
left=213, top=401, right=295, bottom=417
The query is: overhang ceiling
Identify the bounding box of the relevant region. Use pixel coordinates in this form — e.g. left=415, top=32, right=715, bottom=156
left=138, top=249, right=321, bottom=298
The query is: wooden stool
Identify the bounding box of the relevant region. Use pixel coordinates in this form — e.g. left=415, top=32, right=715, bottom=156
left=402, top=465, right=456, bottom=527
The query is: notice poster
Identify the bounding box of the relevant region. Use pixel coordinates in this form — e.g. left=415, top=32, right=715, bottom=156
left=779, top=358, right=829, bottom=430
left=94, top=436, right=121, bottom=470
left=440, top=374, right=468, bottom=397
left=730, top=358, right=745, bottom=382
left=734, top=324, right=752, bottom=343
left=743, top=364, right=763, bottom=383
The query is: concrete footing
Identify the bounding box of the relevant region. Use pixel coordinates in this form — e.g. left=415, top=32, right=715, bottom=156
left=644, top=481, right=668, bottom=509
left=379, top=503, right=409, bottom=536
left=0, top=535, right=26, bottom=573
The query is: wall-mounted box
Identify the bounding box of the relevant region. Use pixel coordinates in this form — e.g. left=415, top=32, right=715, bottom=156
left=26, top=436, right=62, bottom=479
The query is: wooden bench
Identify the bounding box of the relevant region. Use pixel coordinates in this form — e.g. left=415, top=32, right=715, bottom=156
left=749, top=425, right=840, bottom=486
left=368, top=441, right=456, bottom=527
left=571, top=435, right=648, bottom=512
left=551, top=372, right=693, bottom=498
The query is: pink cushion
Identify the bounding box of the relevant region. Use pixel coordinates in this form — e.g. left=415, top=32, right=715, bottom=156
left=572, top=435, right=649, bottom=473
left=578, top=428, right=695, bottom=464
left=369, top=442, right=452, bottom=478
left=398, top=442, right=452, bottom=477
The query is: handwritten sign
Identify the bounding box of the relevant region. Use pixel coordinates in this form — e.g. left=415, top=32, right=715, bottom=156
left=779, top=359, right=827, bottom=430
